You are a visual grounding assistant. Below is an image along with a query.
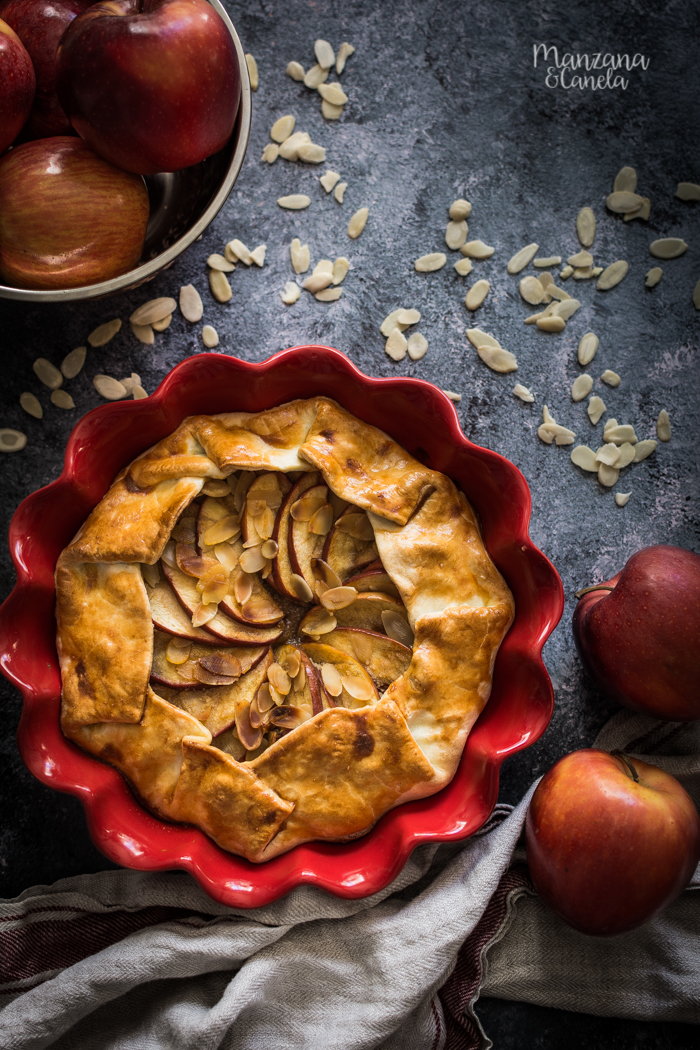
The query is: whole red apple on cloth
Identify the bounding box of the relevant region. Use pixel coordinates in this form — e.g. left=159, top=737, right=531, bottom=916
left=0, top=136, right=149, bottom=289
left=526, top=747, right=700, bottom=936
left=0, top=18, right=36, bottom=154
left=573, top=545, right=700, bottom=722
left=56, top=0, right=240, bottom=175
left=0, top=0, right=90, bottom=139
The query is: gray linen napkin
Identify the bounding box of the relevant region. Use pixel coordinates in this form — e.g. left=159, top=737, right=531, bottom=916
left=1, top=710, right=698, bottom=1050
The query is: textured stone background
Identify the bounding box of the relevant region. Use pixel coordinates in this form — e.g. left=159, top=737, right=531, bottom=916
left=0, top=0, right=698, bottom=1044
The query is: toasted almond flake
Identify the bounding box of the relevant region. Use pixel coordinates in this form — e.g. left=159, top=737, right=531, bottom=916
left=239, top=546, right=266, bottom=574
left=676, top=182, right=700, bottom=201
left=587, top=395, right=606, bottom=425
left=519, top=275, right=545, bottom=305
left=576, top=207, right=595, bottom=248
left=656, top=409, right=671, bottom=442
left=606, top=190, right=644, bottom=214
left=59, top=345, right=86, bottom=380
left=449, top=199, right=471, bottom=221
left=287, top=60, right=305, bottom=81
left=615, top=492, right=631, bottom=507
left=332, top=257, right=350, bottom=285
left=571, top=445, right=598, bottom=472
left=303, top=272, right=333, bottom=293
left=280, top=282, right=301, bottom=305
left=318, top=82, right=347, bottom=105
left=534, top=256, right=561, bottom=268
left=33, top=358, right=63, bottom=389
left=596, top=262, right=629, bottom=291
left=617, top=442, right=636, bottom=468
left=461, top=240, right=494, bottom=260
left=268, top=662, right=292, bottom=696
left=278, top=131, right=312, bottom=161
left=694, top=279, right=700, bottom=310
left=244, top=52, right=258, bottom=90
left=560, top=265, right=574, bottom=279
left=513, top=383, right=534, bottom=403
left=93, top=375, right=127, bottom=401
left=50, top=389, right=74, bottom=410
left=633, top=439, right=657, bottom=462
left=207, top=253, right=235, bottom=272
left=552, top=298, right=581, bottom=320
left=597, top=463, right=619, bottom=487
left=477, top=345, right=517, bottom=373
left=209, top=269, right=232, bottom=303
left=466, top=328, right=500, bottom=349
left=415, top=252, right=446, bottom=272
left=130, top=297, right=176, bottom=327
left=298, top=142, right=326, bottom=164
left=334, top=181, right=347, bottom=203
left=507, top=243, right=539, bottom=275
left=380, top=309, right=409, bottom=336
left=320, top=170, right=341, bottom=192
left=320, top=585, right=358, bottom=611
left=152, top=315, right=171, bottom=332
left=623, top=197, right=650, bottom=222
left=454, top=257, right=473, bottom=276
left=595, top=442, right=621, bottom=466
left=385, top=329, right=408, bottom=361
left=320, top=662, right=342, bottom=696
left=88, top=318, right=121, bottom=347
left=382, top=610, right=415, bottom=646
left=396, top=308, right=420, bottom=325
left=261, top=539, right=278, bottom=560
left=643, top=267, right=662, bottom=288
left=578, top=332, right=599, bottom=365
left=407, top=332, right=428, bottom=360
left=614, top=166, right=637, bottom=193
left=315, top=287, right=342, bottom=301
left=348, top=207, right=369, bottom=239
left=271, top=115, right=295, bottom=143
left=571, top=375, right=593, bottom=402
left=465, top=279, right=490, bottom=310
left=341, top=675, right=375, bottom=703
left=0, top=427, right=26, bottom=453
left=604, top=423, right=638, bottom=445
left=179, top=284, right=203, bottom=323
left=442, top=390, right=462, bottom=402
left=601, top=369, right=620, bottom=387
left=201, top=325, right=219, bottom=348
left=304, top=63, right=329, bottom=89
left=130, top=321, right=154, bottom=345
left=250, top=245, right=266, bottom=268
left=536, top=315, right=566, bottom=333
left=446, top=220, right=468, bottom=250
left=567, top=250, right=593, bottom=268
left=336, top=42, right=355, bottom=74
left=649, top=238, right=688, bottom=260
left=261, top=142, right=279, bottom=163
left=19, top=392, right=42, bottom=419
left=278, top=194, right=311, bottom=210
left=290, top=238, right=310, bottom=275
left=314, top=39, right=335, bottom=69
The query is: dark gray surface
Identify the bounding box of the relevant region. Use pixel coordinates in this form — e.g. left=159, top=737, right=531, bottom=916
left=0, top=0, right=698, bottom=1045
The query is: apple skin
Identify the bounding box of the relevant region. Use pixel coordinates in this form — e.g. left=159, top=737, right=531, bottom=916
left=526, top=748, right=700, bottom=936
left=573, top=545, right=700, bottom=722
left=0, top=18, right=36, bottom=154
left=0, top=136, right=149, bottom=290
left=56, top=0, right=240, bottom=175
left=0, top=0, right=89, bottom=139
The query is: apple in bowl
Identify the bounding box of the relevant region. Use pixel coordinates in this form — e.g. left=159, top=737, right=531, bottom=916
left=0, top=17, right=35, bottom=154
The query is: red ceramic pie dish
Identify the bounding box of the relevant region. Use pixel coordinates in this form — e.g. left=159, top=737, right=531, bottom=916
left=0, top=347, right=563, bottom=908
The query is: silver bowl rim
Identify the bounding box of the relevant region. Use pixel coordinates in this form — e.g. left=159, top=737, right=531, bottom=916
left=0, top=0, right=251, bottom=304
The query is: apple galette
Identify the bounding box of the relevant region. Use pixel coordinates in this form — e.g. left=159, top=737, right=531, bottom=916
left=56, top=398, right=514, bottom=861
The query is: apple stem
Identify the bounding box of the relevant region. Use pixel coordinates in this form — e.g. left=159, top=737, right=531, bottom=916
left=575, top=584, right=616, bottom=599
left=611, top=749, right=639, bottom=783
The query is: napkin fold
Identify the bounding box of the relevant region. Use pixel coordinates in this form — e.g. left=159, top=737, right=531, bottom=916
left=1, top=709, right=698, bottom=1050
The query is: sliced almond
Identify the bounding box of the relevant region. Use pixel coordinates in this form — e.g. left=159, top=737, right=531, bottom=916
left=261, top=539, right=278, bottom=560
left=598, top=463, right=619, bottom=487
left=61, top=346, right=87, bottom=379
left=415, top=252, right=446, bottom=272
left=454, top=257, right=473, bottom=276
left=166, top=638, right=192, bottom=665
left=571, top=375, right=593, bottom=402
left=93, top=375, right=126, bottom=401
left=51, top=390, right=74, bottom=410
left=615, top=492, right=631, bottom=507
left=614, top=166, right=637, bottom=193
left=407, top=333, right=428, bottom=361
left=313, top=258, right=334, bottom=277
left=302, top=606, right=337, bottom=636
left=332, top=257, right=350, bottom=285
left=536, top=316, right=566, bottom=333
left=311, top=558, right=342, bottom=588
left=298, top=142, right=326, bottom=164
left=633, top=439, right=657, bottom=462
left=617, top=442, right=636, bottom=469
left=601, top=370, right=620, bottom=387
left=304, top=63, right=329, bottom=89
left=587, top=395, right=606, bottom=425
left=385, top=329, right=408, bottom=361
left=348, top=207, right=369, bottom=239
left=552, top=298, right=580, bottom=320
left=87, top=319, right=121, bottom=347
left=442, top=390, right=461, bottom=402
left=278, top=131, right=312, bottom=161
left=0, top=428, right=26, bottom=453
left=645, top=267, right=662, bottom=288
left=280, top=282, right=301, bottom=305
left=341, top=675, right=375, bottom=703
left=239, top=546, right=266, bottom=574
left=604, top=423, right=638, bottom=445
left=203, top=514, right=240, bottom=547
left=381, top=610, right=414, bottom=647
left=320, top=170, right=341, bottom=192
left=320, top=585, right=358, bottom=611
left=507, top=243, right=539, bottom=274
left=449, top=199, right=472, bottom=221
left=534, top=256, right=562, bottom=268
left=560, top=265, right=574, bottom=279
left=656, top=409, right=671, bottom=442
left=597, top=260, right=629, bottom=290
left=290, top=573, right=313, bottom=602
left=278, top=194, right=311, bottom=210
left=261, top=143, right=279, bottom=163
left=461, top=240, right=494, bottom=259
left=179, top=285, right=203, bottom=323
left=233, top=572, right=253, bottom=604
left=152, top=315, right=171, bottom=332
left=465, top=279, right=490, bottom=310
left=309, top=504, right=333, bottom=535
left=595, top=442, right=621, bottom=467
left=576, top=207, right=595, bottom=248
left=291, top=238, right=310, bottom=274
left=130, top=297, right=176, bottom=326
left=33, top=358, right=62, bottom=390
left=513, top=383, right=534, bottom=403
left=19, top=392, right=42, bottom=419
left=519, top=275, right=544, bottom=305
left=302, top=272, right=333, bottom=293
left=336, top=42, right=355, bottom=74
left=476, top=345, right=517, bottom=373
left=380, top=309, right=409, bottom=337
left=623, top=197, right=650, bottom=222
left=315, top=287, right=342, bottom=302
left=334, top=181, right=348, bottom=203
left=201, top=325, right=219, bottom=348
left=573, top=266, right=593, bottom=280
left=245, top=53, right=258, bottom=90
left=314, top=39, right=335, bottom=69
left=321, top=662, right=343, bottom=696
left=578, top=332, right=599, bottom=366
left=567, top=250, right=593, bottom=268
left=446, top=220, right=468, bottom=250
left=466, top=328, right=500, bottom=349
left=676, top=182, right=700, bottom=201
left=547, top=285, right=570, bottom=302
left=192, top=602, right=218, bottom=627
left=271, top=115, right=295, bottom=143
left=268, top=662, right=292, bottom=695
left=130, top=322, right=154, bottom=345
left=318, top=82, right=347, bottom=105
left=606, top=191, right=644, bottom=214
left=250, top=244, right=267, bottom=267
left=570, top=446, right=598, bottom=472
left=649, top=238, right=688, bottom=260
left=286, top=60, right=305, bottom=81
left=209, top=269, right=232, bottom=303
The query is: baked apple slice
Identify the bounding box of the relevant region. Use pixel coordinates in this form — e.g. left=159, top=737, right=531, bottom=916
left=333, top=591, right=407, bottom=633
left=343, top=562, right=400, bottom=599
left=241, top=472, right=291, bottom=545
left=150, top=629, right=267, bottom=690
left=269, top=472, right=321, bottom=601
left=275, top=643, right=324, bottom=716
left=288, top=483, right=333, bottom=591
left=168, top=648, right=274, bottom=739
left=148, top=576, right=222, bottom=644
left=301, top=642, right=379, bottom=709
left=162, top=562, right=283, bottom=645
left=322, top=506, right=379, bottom=581
left=321, top=627, right=412, bottom=691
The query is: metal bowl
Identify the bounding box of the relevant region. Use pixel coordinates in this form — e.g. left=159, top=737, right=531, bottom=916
left=0, top=0, right=251, bottom=304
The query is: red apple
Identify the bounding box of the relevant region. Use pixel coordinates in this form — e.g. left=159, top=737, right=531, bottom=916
left=0, top=1, right=90, bottom=139
left=55, top=0, right=240, bottom=174
left=0, top=18, right=35, bottom=153
left=527, top=748, right=700, bottom=936
left=573, top=545, right=700, bottom=721
left=0, top=136, right=149, bottom=289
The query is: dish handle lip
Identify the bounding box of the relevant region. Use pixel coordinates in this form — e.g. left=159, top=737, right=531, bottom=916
left=0, top=346, right=564, bottom=907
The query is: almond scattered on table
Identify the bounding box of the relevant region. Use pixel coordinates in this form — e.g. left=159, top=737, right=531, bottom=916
left=61, top=346, right=86, bottom=379
left=130, top=297, right=176, bottom=327
left=207, top=253, right=235, bottom=272
left=33, top=358, right=62, bottom=390
left=587, top=396, right=606, bottom=425
left=656, top=409, right=671, bottom=442
left=179, top=285, right=203, bottom=323
left=442, top=390, right=462, bottom=402
left=152, top=315, right=171, bottom=332
left=465, top=279, right=490, bottom=310
left=385, top=329, right=408, bottom=361
left=320, top=170, right=340, bottom=192
left=88, top=318, right=121, bottom=347
left=336, top=42, right=355, bottom=74
left=571, top=446, right=598, bottom=472
left=51, top=389, right=75, bottom=410
left=578, top=332, right=599, bottom=366
left=347, top=207, right=369, bottom=238
left=449, top=199, right=471, bottom=221
left=130, top=322, right=154, bottom=345
left=271, top=115, right=295, bottom=143
left=303, top=64, right=329, bottom=89
left=445, top=220, right=468, bottom=250
left=645, top=267, right=662, bottom=287
left=93, top=375, right=127, bottom=401
left=538, top=405, right=575, bottom=445
left=315, top=287, right=342, bottom=301
left=278, top=194, right=311, bottom=210
left=291, top=238, right=311, bottom=274
left=245, top=53, right=258, bottom=91
left=519, top=275, right=545, bottom=305
left=513, top=383, right=534, bottom=403
left=477, top=345, right=518, bottom=373
left=261, top=143, right=279, bottom=163
left=318, top=82, right=347, bottom=106
left=676, top=182, right=700, bottom=201
left=572, top=375, right=593, bottom=401
left=314, top=39, right=335, bottom=69
left=202, top=325, right=219, bottom=347
left=461, top=240, right=494, bottom=259
left=633, top=440, right=657, bottom=462
left=614, top=166, right=637, bottom=193
left=226, top=239, right=253, bottom=265
left=649, top=238, right=688, bottom=259
left=454, top=257, right=473, bottom=276
left=334, top=182, right=347, bottom=203
left=407, top=333, right=428, bottom=360
left=286, top=60, right=305, bottom=81
left=20, top=393, right=42, bottom=418
left=0, top=429, right=26, bottom=453
left=209, top=269, right=232, bottom=303
left=415, top=252, right=446, bottom=272
left=576, top=207, right=596, bottom=248
left=534, top=256, right=561, bottom=268
left=507, top=243, right=539, bottom=275
left=601, top=370, right=621, bottom=387
left=280, top=282, right=301, bottom=305
left=332, top=257, right=350, bottom=284
left=615, top=492, right=631, bottom=507
left=250, top=245, right=266, bottom=267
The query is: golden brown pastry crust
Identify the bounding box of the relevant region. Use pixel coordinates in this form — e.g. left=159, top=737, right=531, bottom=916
left=56, top=398, right=515, bottom=862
